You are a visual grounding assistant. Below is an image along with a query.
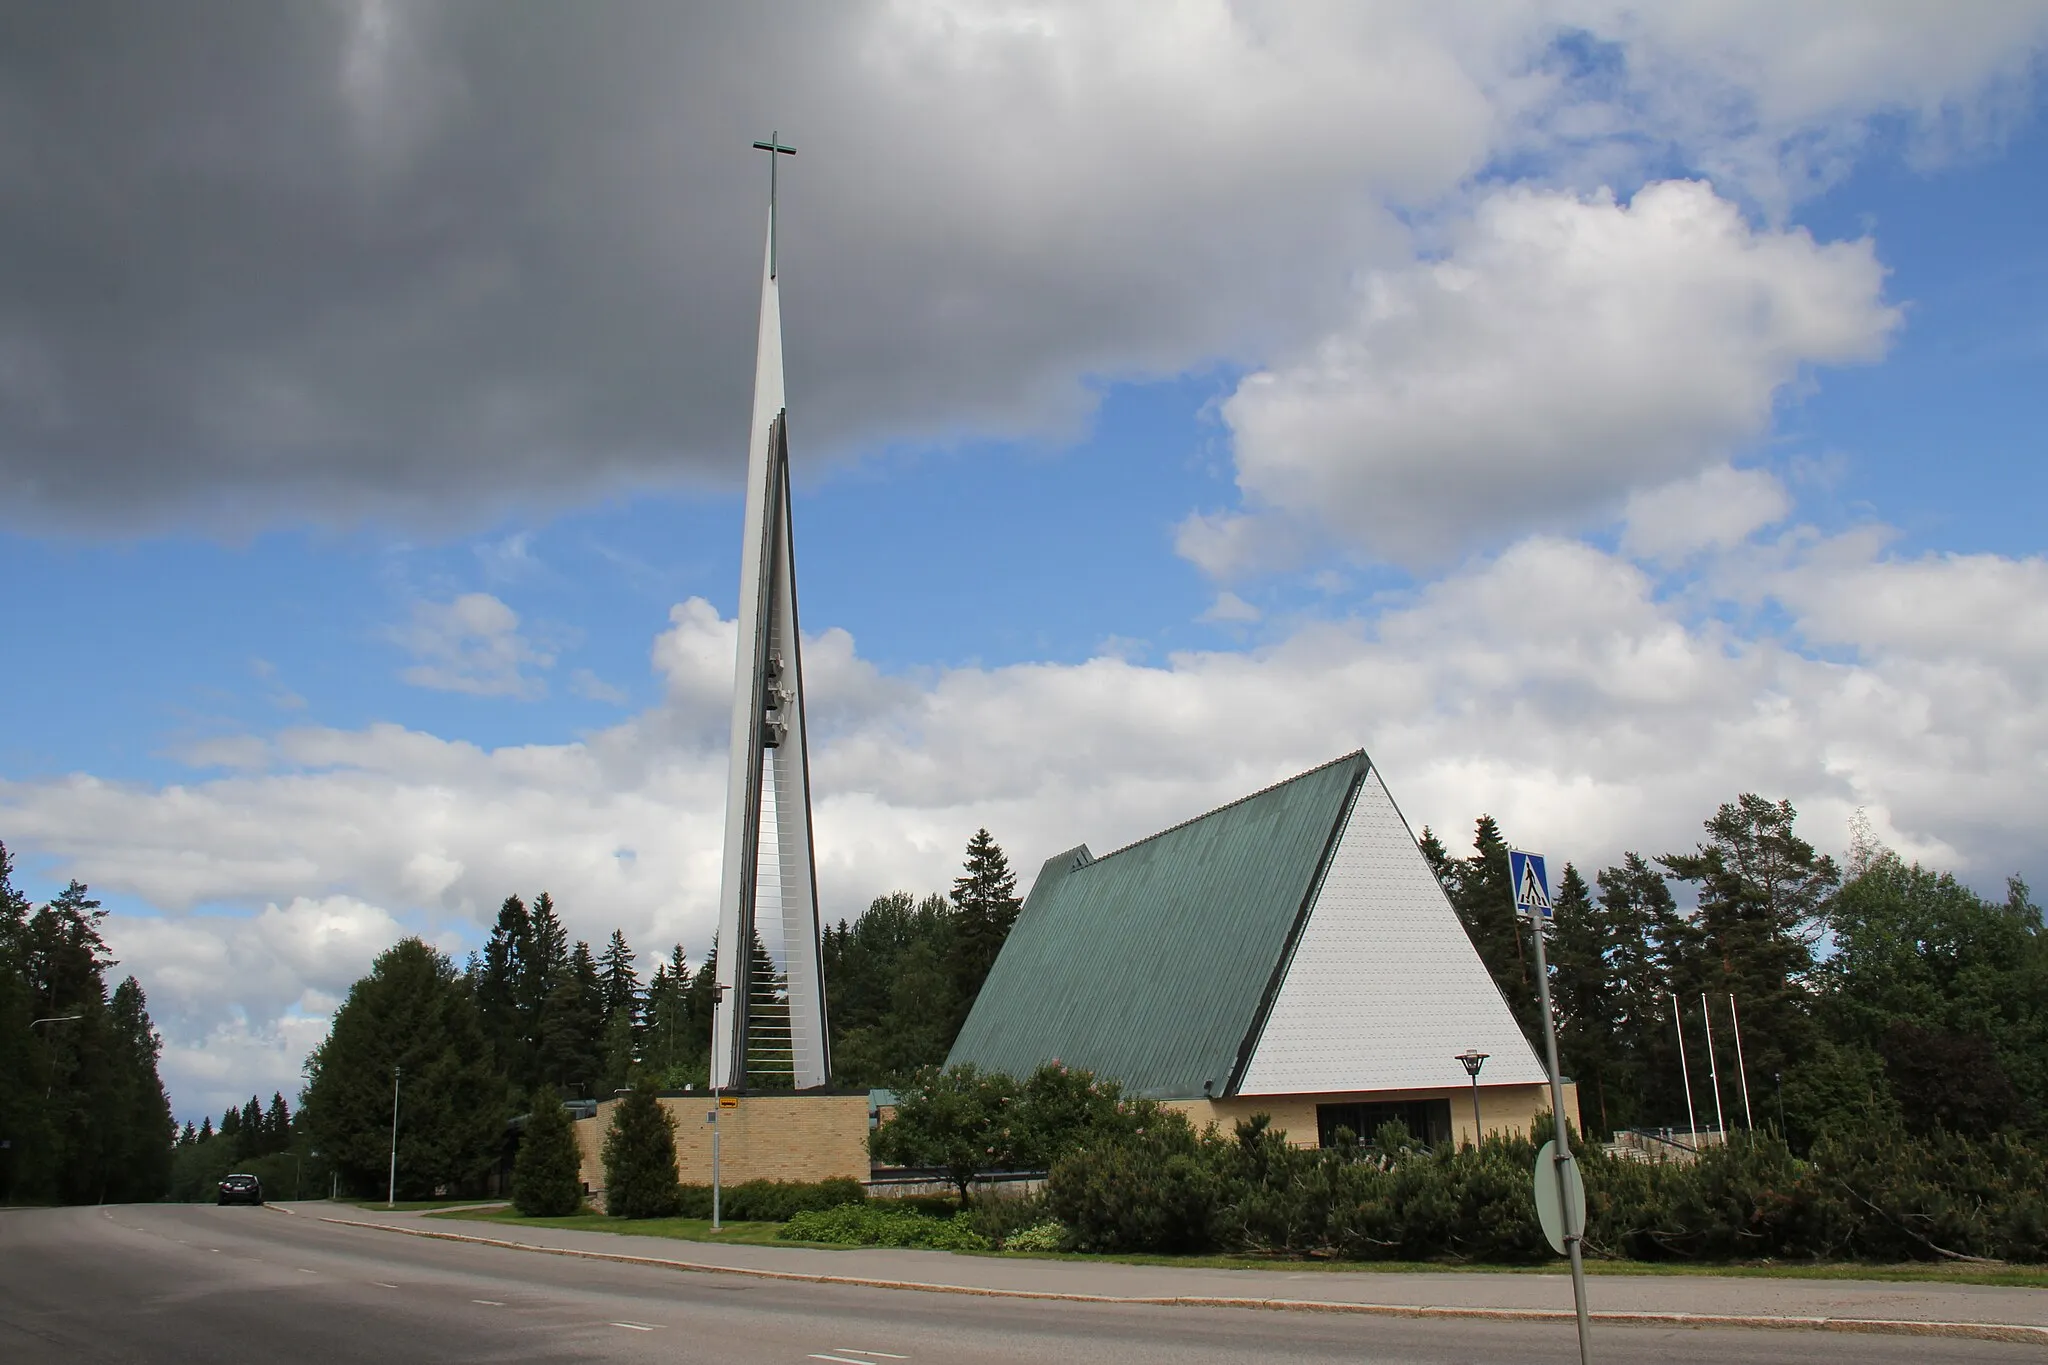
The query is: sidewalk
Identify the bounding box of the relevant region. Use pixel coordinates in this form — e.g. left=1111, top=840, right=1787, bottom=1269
left=310, top=1204, right=2048, bottom=1344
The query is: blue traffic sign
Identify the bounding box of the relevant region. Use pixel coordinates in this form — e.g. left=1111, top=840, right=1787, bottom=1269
left=1509, top=849, right=1552, bottom=919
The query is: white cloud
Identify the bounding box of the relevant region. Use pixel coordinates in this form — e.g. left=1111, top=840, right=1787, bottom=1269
left=392, top=592, right=555, bottom=699
left=1200, top=591, right=1263, bottom=625
left=103, top=894, right=446, bottom=1122
left=1197, top=180, right=1898, bottom=572
left=13, top=525, right=2048, bottom=1118
left=1621, top=465, right=1792, bottom=563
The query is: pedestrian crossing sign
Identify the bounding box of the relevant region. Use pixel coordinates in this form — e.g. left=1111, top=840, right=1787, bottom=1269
left=1509, top=849, right=1552, bottom=920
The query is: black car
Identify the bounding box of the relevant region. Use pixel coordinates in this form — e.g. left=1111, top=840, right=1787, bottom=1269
left=217, top=1173, right=264, bottom=1206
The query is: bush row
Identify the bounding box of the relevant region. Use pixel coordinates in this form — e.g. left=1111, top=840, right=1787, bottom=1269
left=780, top=1202, right=989, bottom=1250
left=1045, top=1114, right=2048, bottom=1264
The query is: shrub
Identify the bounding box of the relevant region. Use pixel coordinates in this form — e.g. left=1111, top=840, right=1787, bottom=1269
left=601, top=1081, right=682, bottom=1218
left=970, top=1189, right=1056, bottom=1246
left=511, top=1087, right=585, bottom=1216
left=780, top=1202, right=989, bottom=1250
left=1004, top=1220, right=1068, bottom=1252
left=1046, top=1111, right=1221, bottom=1253
left=673, top=1177, right=866, bottom=1222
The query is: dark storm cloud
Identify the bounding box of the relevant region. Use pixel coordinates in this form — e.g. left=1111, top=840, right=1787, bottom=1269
left=0, top=1, right=1496, bottom=530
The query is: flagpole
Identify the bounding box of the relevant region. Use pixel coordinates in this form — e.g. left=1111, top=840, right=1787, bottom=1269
left=1728, top=993, right=1754, bottom=1130
left=1672, top=993, right=1699, bottom=1145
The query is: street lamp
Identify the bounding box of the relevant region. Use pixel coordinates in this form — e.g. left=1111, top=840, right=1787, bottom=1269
left=708, top=982, right=729, bottom=1232
left=31, top=1015, right=83, bottom=1100
left=1455, top=1049, right=1489, bottom=1147
left=387, top=1065, right=402, bottom=1209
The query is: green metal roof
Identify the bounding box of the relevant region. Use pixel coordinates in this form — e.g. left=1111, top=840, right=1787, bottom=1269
left=946, top=752, right=1368, bottom=1099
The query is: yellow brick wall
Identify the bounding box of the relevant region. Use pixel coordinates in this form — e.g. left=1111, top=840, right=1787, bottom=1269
left=575, top=1093, right=870, bottom=1194
left=1163, top=1081, right=1580, bottom=1149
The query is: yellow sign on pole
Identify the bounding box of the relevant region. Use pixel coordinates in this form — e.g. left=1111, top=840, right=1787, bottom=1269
left=719, top=1096, right=738, bottom=1109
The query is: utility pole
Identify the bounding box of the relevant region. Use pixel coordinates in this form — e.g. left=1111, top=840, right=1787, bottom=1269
left=387, top=1065, right=402, bottom=1209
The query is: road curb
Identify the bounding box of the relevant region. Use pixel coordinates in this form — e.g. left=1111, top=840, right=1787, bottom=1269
left=318, top=1216, right=2048, bottom=1346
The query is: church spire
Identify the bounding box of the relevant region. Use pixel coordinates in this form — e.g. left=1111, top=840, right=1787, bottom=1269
left=711, top=135, right=829, bottom=1091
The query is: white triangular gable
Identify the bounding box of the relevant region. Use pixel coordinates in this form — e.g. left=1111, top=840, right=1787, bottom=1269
left=1236, top=766, right=1549, bottom=1095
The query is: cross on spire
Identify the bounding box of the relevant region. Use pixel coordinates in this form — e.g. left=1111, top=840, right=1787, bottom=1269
left=752, top=132, right=797, bottom=279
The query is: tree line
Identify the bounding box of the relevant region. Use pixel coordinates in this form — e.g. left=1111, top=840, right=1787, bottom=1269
left=297, top=828, right=1024, bottom=1196
left=1425, top=795, right=2048, bottom=1146
left=0, top=842, right=175, bottom=1205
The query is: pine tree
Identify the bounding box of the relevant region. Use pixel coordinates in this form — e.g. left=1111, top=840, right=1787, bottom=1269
left=1596, top=852, right=1687, bottom=1130
left=601, top=1080, right=681, bottom=1218
left=198, top=1116, right=213, bottom=1142
left=949, top=829, right=1021, bottom=1018
left=1660, top=795, right=1837, bottom=1089
left=511, top=1086, right=586, bottom=1216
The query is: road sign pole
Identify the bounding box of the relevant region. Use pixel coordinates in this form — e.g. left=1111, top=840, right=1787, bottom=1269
left=711, top=1090, right=723, bottom=1232
left=1515, top=853, right=1592, bottom=1365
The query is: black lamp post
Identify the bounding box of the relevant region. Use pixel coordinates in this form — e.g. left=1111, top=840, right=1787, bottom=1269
left=1455, top=1049, right=1489, bottom=1146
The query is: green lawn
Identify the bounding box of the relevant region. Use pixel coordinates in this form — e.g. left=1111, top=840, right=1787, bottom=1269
left=359, top=1199, right=513, bottom=1212
left=426, top=1205, right=834, bottom=1248
left=974, top=1248, right=2048, bottom=1288
left=418, top=1205, right=2048, bottom=1287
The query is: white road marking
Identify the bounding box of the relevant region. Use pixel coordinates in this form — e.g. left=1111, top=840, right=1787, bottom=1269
left=208, top=1248, right=220, bottom=1253
left=610, top=1321, right=660, bottom=1331
left=472, top=1299, right=504, bottom=1306
left=297, top=1268, right=317, bottom=1274
left=811, top=1356, right=891, bottom=1365
left=834, top=1353, right=908, bottom=1361
left=372, top=1282, right=398, bottom=1289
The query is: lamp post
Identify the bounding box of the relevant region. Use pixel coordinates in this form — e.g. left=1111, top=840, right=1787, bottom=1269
left=708, top=983, right=729, bottom=1232
left=1455, top=1049, right=1489, bottom=1147
left=31, top=1014, right=83, bottom=1101
left=387, top=1065, right=402, bottom=1209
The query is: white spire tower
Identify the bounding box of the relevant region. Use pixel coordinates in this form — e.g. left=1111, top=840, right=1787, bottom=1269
left=710, top=134, right=830, bottom=1090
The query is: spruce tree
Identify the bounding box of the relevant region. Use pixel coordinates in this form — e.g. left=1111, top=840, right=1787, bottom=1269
left=601, top=1081, right=681, bottom=1218
left=302, top=937, right=505, bottom=1198
left=239, top=1096, right=263, bottom=1157
left=475, top=894, right=533, bottom=1088
left=1446, top=817, right=1537, bottom=1039
left=512, top=1087, right=586, bottom=1216
left=948, top=829, right=1021, bottom=1018
left=1545, top=865, right=1617, bottom=1135
left=536, top=942, right=604, bottom=1098
left=599, top=930, right=639, bottom=1025
left=1596, top=852, right=1686, bottom=1129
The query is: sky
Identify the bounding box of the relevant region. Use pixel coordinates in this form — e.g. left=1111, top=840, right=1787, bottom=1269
left=2, top=2, right=2046, bottom=1124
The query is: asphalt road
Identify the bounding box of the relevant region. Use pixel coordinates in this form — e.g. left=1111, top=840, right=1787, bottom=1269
left=1, top=1204, right=2038, bottom=1364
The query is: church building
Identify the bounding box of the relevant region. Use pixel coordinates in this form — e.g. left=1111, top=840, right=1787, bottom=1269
left=947, top=751, right=1576, bottom=1148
